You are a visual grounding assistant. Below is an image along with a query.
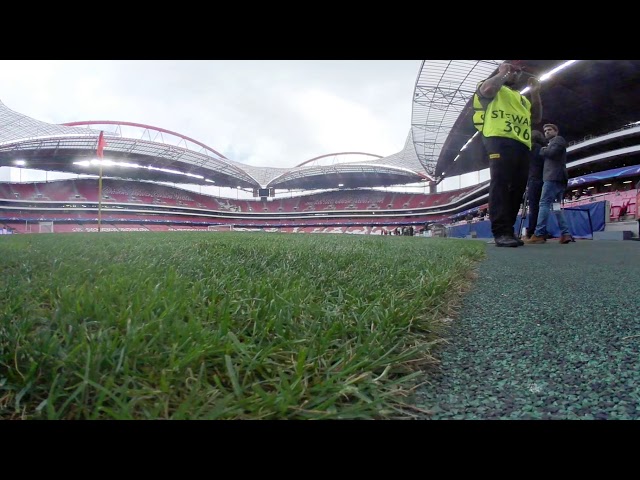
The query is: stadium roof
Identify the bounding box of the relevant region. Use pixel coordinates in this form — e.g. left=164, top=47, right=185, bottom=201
left=0, top=100, right=432, bottom=190
left=413, top=60, right=640, bottom=180
left=411, top=60, right=503, bottom=176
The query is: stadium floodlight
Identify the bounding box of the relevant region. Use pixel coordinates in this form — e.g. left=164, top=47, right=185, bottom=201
left=338, top=183, right=344, bottom=187
left=183, top=172, right=204, bottom=179
left=148, top=166, right=181, bottom=175
left=74, top=159, right=141, bottom=169
left=92, top=159, right=115, bottom=166
left=538, top=60, right=579, bottom=82
left=460, top=136, right=476, bottom=151
left=14, top=160, right=26, bottom=166
left=205, top=179, right=215, bottom=183
left=72, top=159, right=204, bottom=180
left=118, top=161, right=142, bottom=169
left=520, top=60, right=579, bottom=94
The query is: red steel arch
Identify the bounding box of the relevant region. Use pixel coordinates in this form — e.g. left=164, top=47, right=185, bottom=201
left=61, top=120, right=229, bottom=160
left=295, top=152, right=383, bottom=168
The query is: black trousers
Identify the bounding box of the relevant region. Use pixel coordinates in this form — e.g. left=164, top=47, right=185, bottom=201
left=526, top=177, right=543, bottom=236
left=484, top=137, right=530, bottom=238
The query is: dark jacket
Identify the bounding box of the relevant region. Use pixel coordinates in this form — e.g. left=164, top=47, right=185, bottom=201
left=541, top=135, right=568, bottom=183
left=529, top=137, right=546, bottom=180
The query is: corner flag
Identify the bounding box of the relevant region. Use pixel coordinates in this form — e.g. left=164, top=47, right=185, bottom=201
left=97, top=131, right=107, bottom=158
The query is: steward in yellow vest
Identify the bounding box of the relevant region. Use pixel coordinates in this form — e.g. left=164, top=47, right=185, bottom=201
left=474, top=62, right=542, bottom=247
left=473, top=81, right=533, bottom=149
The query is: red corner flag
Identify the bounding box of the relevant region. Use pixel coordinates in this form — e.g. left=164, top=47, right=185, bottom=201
left=97, top=131, right=107, bottom=159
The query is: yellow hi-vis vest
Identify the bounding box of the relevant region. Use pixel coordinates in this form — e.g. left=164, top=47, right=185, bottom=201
left=473, top=82, right=532, bottom=149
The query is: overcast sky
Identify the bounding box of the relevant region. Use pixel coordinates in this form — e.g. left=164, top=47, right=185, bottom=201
left=0, top=60, right=421, bottom=166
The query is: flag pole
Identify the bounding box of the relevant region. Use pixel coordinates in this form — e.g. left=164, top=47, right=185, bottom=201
left=98, top=162, right=103, bottom=232
left=96, top=131, right=106, bottom=233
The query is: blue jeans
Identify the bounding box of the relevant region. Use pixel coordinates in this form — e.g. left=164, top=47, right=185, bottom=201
left=534, top=180, right=570, bottom=237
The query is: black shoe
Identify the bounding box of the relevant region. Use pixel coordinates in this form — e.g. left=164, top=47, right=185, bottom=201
left=495, top=235, right=519, bottom=247
left=512, top=235, right=525, bottom=246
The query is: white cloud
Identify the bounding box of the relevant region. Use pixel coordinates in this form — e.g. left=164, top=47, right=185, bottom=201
left=290, top=88, right=398, bottom=157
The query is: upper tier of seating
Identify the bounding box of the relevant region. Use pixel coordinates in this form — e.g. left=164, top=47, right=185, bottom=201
left=0, top=178, right=487, bottom=214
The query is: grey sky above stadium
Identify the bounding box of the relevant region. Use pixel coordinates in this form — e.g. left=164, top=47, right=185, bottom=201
left=0, top=60, right=421, bottom=170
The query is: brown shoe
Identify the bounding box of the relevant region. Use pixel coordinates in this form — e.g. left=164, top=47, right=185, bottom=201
left=524, top=234, right=546, bottom=244
left=559, top=234, right=573, bottom=244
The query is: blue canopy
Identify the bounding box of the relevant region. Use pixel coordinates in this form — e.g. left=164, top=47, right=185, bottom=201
left=568, top=165, right=640, bottom=187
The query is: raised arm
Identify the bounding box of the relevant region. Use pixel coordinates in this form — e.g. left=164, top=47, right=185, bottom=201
left=528, top=77, right=542, bottom=125
left=541, top=135, right=567, bottom=159
left=479, top=63, right=518, bottom=99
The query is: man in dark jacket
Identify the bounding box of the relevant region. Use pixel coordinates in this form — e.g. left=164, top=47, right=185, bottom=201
left=525, top=130, right=546, bottom=238
left=525, top=124, right=573, bottom=244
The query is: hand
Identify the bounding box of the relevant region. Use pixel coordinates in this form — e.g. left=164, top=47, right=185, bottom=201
left=498, top=63, right=519, bottom=81
left=498, top=63, right=512, bottom=76
left=528, top=77, right=540, bottom=94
